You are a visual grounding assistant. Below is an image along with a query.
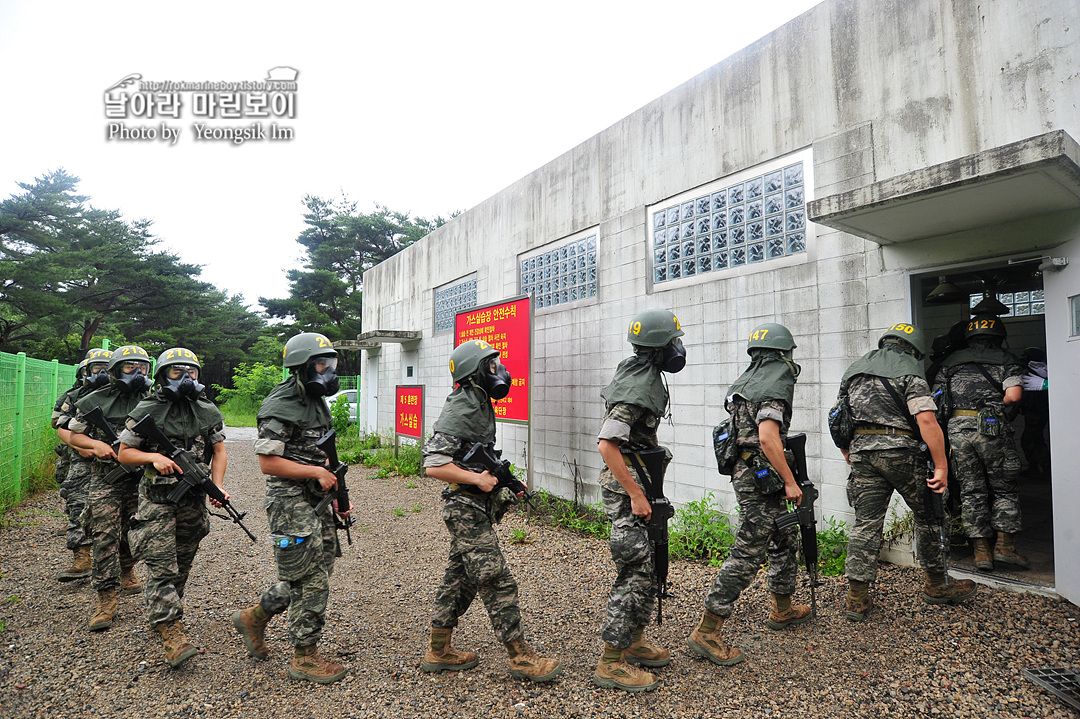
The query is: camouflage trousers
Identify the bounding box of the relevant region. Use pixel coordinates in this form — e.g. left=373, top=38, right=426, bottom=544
left=431, top=497, right=523, bottom=644
left=87, top=463, right=140, bottom=592
left=60, top=456, right=93, bottom=550
left=948, top=417, right=1022, bottom=537
left=600, top=487, right=654, bottom=649
left=266, top=491, right=337, bottom=648
left=128, top=481, right=210, bottom=627
left=704, top=458, right=799, bottom=618
left=845, top=448, right=946, bottom=583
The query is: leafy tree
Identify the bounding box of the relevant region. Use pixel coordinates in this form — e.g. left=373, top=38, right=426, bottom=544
left=261, top=195, right=454, bottom=373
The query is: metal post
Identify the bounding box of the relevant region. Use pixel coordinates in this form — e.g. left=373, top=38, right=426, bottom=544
left=13, top=352, right=26, bottom=492
left=51, top=358, right=59, bottom=400
left=102, top=339, right=110, bottom=351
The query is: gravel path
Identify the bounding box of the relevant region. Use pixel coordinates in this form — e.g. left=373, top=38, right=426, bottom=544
left=1, top=431, right=1078, bottom=718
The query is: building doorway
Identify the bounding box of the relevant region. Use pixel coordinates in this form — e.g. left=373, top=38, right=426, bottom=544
left=912, top=259, right=1053, bottom=589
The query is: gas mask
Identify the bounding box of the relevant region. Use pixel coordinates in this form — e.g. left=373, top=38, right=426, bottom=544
left=661, top=338, right=687, bottom=373
left=116, top=364, right=151, bottom=394
left=478, top=360, right=512, bottom=400
left=304, top=356, right=339, bottom=398
left=84, top=366, right=111, bottom=391
left=161, top=365, right=205, bottom=401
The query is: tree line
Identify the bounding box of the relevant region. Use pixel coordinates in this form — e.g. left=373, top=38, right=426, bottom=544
left=0, top=169, right=451, bottom=389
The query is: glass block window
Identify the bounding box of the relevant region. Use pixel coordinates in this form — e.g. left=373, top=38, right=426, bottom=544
left=434, top=277, right=477, bottom=332
left=520, top=233, right=598, bottom=309
left=650, top=159, right=807, bottom=285
left=969, top=291, right=1045, bottom=317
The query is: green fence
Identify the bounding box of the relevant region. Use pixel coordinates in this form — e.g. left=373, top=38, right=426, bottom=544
left=0, top=352, right=77, bottom=511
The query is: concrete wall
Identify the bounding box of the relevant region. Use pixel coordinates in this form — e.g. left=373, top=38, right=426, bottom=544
left=361, top=0, right=1080, bottom=531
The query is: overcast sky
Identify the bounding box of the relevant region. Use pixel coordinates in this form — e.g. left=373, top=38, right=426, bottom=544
left=0, top=0, right=821, bottom=309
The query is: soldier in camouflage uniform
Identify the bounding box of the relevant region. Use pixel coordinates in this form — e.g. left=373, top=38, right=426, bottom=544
left=836, top=324, right=976, bottom=621
left=67, top=346, right=151, bottom=631
left=234, top=333, right=349, bottom=684
left=689, top=323, right=809, bottom=667
left=421, top=340, right=562, bottom=683
left=52, top=349, right=111, bottom=581
left=118, top=347, right=226, bottom=669
left=593, top=309, right=685, bottom=693
left=932, top=315, right=1027, bottom=570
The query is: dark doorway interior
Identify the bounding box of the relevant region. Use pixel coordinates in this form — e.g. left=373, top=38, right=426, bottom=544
left=913, top=261, right=1053, bottom=588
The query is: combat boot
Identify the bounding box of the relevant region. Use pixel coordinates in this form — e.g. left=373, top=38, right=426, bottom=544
left=845, top=580, right=872, bottom=622
left=993, top=532, right=1031, bottom=569
left=923, top=572, right=977, bottom=605
left=88, top=589, right=118, bottom=631
left=119, top=566, right=142, bottom=595
left=593, top=644, right=660, bottom=692
left=687, top=610, right=744, bottom=666
left=624, top=626, right=670, bottom=667
left=767, top=593, right=812, bottom=630
left=232, top=603, right=271, bottom=660
left=58, top=545, right=92, bottom=582
left=421, top=627, right=479, bottom=673
left=288, top=644, right=346, bottom=684
left=505, top=638, right=563, bottom=682
left=971, top=537, right=994, bottom=571
left=155, top=620, right=198, bottom=668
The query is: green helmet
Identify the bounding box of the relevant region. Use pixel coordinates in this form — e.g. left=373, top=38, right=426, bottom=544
left=449, top=340, right=500, bottom=384
left=283, top=332, right=337, bottom=368
left=627, top=309, right=684, bottom=348
left=155, top=347, right=202, bottom=380
left=878, top=322, right=927, bottom=358
left=746, top=323, right=796, bottom=354
left=966, top=315, right=1007, bottom=340
left=85, top=348, right=112, bottom=365
left=108, top=345, right=151, bottom=372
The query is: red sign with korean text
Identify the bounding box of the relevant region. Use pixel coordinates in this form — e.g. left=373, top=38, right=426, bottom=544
left=395, top=386, right=424, bottom=439
left=454, top=297, right=531, bottom=423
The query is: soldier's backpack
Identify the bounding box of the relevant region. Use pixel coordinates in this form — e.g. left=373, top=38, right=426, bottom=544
left=828, top=381, right=855, bottom=450
left=712, top=415, right=739, bottom=475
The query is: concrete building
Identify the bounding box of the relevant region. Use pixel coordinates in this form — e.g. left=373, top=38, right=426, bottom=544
left=359, top=0, right=1080, bottom=603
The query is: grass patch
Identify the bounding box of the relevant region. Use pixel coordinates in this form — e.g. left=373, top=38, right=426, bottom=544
left=669, top=492, right=737, bottom=567
left=527, top=489, right=610, bottom=539
left=219, top=396, right=258, bottom=427
left=817, top=517, right=849, bottom=576
left=392, top=507, right=406, bottom=517
left=339, top=434, right=422, bottom=478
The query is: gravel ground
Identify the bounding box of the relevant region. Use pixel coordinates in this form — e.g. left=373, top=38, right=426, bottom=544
left=1, top=430, right=1078, bottom=718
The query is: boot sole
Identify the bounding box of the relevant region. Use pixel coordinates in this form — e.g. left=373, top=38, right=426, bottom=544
left=766, top=615, right=812, bottom=630
left=923, top=587, right=977, bottom=605
left=625, top=655, right=672, bottom=668
left=120, top=586, right=142, bottom=596
left=421, top=658, right=479, bottom=673
left=993, top=555, right=1030, bottom=569
left=287, top=666, right=347, bottom=684
left=57, top=571, right=91, bottom=582
left=592, top=673, right=660, bottom=693
left=509, top=663, right=564, bottom=682
left=88, top=619, right=113, bottom=632
left=166, top=646, right=199, bottom=669
left=845, top=610, right=868, bottom=622
left=686, top=636, right=744, bottom=666
left=232, top=612, right=269, bottom=660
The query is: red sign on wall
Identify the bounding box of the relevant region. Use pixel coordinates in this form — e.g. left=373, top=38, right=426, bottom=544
left=455, top=296, right=531, bottom=423
left=395, top=385, right=424, bottom=439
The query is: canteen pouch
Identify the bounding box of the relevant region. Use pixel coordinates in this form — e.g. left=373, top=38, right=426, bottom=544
left=750, top=454, right=785, bottom=495
left=977, top=406, right=1002, bottom=437
left=712, top=417, right=738, bottom=475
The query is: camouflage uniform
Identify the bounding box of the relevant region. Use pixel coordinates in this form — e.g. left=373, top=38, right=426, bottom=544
left=703, top=397, right=799, bottom=617
left=843, top=374, right=944, bottom=583
left=120, top=421, right=222, bottom=626
left=424, top=431, right=523, bottom=643
left=596, top=402, right=660, bottom=648
left=53, top=388, right=92, bottom=551
left=253, top=415, right=338, bottom=648
left=934, top=361, right=1024, bottom=537
left=69, top=396, right=143, bottom=593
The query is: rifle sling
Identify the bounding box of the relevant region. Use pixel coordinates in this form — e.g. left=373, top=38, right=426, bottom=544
left=877, top=377, right=924, bottom=440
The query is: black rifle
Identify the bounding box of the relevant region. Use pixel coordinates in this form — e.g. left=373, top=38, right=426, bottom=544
left=625, top=447, right=676, bottom=626
left=774, top=432, right=822, bottom=618
left=461, top=442, right=538, bottom=511
left=313, top=429, right=354, bottom=555
left=82, top=405, right=143, bottom=479
left=924, top=449, right=950, bottom=582
left=130, top=415, right=257, bottom=543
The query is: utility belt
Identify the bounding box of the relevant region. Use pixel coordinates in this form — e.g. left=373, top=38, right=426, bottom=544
left=853, top=423, right=912, bottom=436
left=953, top=407, right=1005, bottom=436
left=952, top=409, right=980, bottom=417
left=735, top=446, right=786, bottom=495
